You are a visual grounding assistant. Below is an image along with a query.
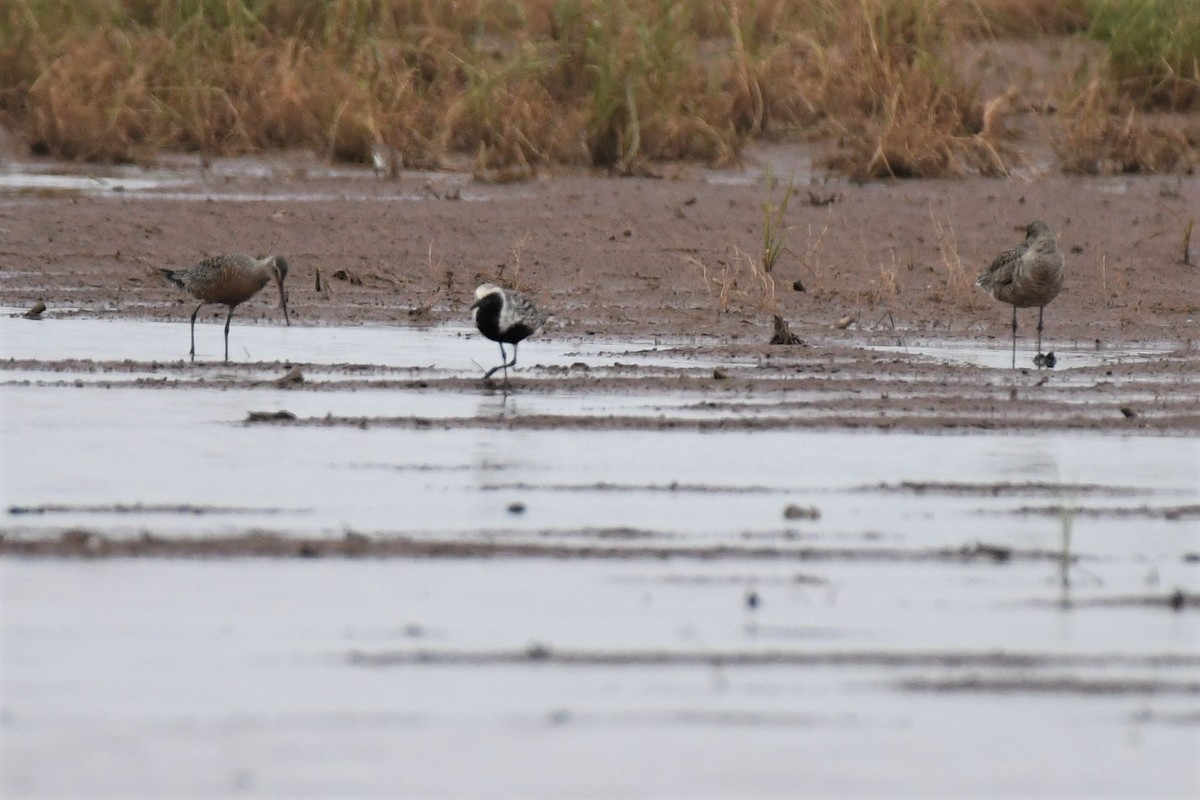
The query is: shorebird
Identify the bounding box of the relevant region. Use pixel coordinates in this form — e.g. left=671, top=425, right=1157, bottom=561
left=976, top=220, right=1065, bottom=369
left=470, top=283, right=547, bottom=380
left=160, top=254, right=290, bottom=362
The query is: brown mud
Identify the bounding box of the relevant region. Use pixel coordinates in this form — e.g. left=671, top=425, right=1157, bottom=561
left=3, top=149, right=1199, bottom=435
left=1, top=150, right=1197, bottom=343
left=0, top=528, right=1061, bottom=563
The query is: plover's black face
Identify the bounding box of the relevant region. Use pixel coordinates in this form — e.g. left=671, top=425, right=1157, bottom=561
left=471, top=283, right=501, bottom=310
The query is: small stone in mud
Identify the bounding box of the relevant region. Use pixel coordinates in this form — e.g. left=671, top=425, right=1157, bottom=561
left=712, top=368, right=729, bottom=380
left=961, top=542, right=1011, bottom=562
left=61, top=528, right=97, bottom=551
left=275, top=366, right=304, bottom=387
left=23, top=301, right=46, bottom=320
left=783, top=504, right=820, bottom=521
left=246, top=410, right=297, bottom=422
left=1169, top=589, right=1186, bottom=611
left=507, top=501, right=527, bottom=515
left=833, top=315, right=855, bottom=330
left=1120, top=406, right=1138, bottom=419
left=343, top=531, right=370, bottom=554
left=792, top=278, right=805, bottom=292
left=525, top=642, right=552, bottom=660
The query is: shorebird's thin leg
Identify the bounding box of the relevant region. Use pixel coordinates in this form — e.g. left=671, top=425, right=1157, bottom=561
left=484, top=343, right=522, bottom=382
left=223, top=306, right=235, bottom=363
left=1010, top=305, right=1018, bottom=369
left=1036, top=306, right=1045, bottom=356
left=484, top=343, right=508, bottom=380
left=189, top=303, right=203, bottom=362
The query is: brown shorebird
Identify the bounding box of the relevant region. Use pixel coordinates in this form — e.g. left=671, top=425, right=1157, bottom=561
left=470, top=283, right=547, bottom=380
left=976, top=221, right=1065, bottom=369
left=160, top=254, right=290, bottom=362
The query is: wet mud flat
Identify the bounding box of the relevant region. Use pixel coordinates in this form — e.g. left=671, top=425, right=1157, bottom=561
left=2, top=156, right=1200, bottom=796
left=3, top=316, right=1200, bottom=798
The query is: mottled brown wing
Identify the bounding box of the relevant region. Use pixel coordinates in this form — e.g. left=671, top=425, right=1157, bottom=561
left=976, top=245, right=1023, bottom=294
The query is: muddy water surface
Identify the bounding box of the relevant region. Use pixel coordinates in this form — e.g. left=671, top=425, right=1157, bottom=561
left=2, top=313, right=1198, bottom=798
left=3, top=146, right=1199, bottom=796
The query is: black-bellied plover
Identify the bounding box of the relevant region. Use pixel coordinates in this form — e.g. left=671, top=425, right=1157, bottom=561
left=160, top=254, right=290, bottom=362
left=470, top=283, right=547, bottom=380
left=976, top=220, right=1065, bottom=368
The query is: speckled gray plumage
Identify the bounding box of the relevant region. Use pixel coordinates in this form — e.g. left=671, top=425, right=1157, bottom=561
left=160, top=254, right=290, bottom=362
left=976, top=221, right=1064, bottom=368
left=976, top=221, right=1064, bottom=309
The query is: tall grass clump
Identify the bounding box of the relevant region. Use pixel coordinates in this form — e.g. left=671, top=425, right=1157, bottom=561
left=1, top=0, right=1193, bottom=175
left=1056, top=77, right=1193, bottom=173
left=953, top=0, right=1090, bottom=36
left=1085, top=0, right=1200, bottom=110
left=813, top=0, right=1009, bottom=178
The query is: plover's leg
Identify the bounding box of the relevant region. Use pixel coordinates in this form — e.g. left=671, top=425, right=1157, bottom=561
left=484, top=343, right=509, bottom=380
left=503, top=343, right=520, bottom=384
left=484, top=343, right=521, bottom=382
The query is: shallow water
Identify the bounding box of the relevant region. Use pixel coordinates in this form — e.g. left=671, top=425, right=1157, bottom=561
left=0, top=311, right=721, bottom=372
left=868, top=338, right=1182, bottom=371
left=0, top=157, right=517, bottom=204
left=2, top=314, right=1198, bottom=798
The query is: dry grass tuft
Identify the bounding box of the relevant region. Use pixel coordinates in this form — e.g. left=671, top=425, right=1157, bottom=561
left=1086, top=0, right=1200, bottom=111
left=928, top=214, right=984, bottom=311
left=689, top=245, right=780, bottom=316
left=816, top=0, right=1014, bottom=179
left=1056, top=79, right=1193, bottom=174
left=1, top=0, right=1195, bottom=176
left=953, top=0, right=1090, bottom=37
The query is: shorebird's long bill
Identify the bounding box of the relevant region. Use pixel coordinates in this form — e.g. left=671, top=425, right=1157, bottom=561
left=278, top=280, right=291, bottom=326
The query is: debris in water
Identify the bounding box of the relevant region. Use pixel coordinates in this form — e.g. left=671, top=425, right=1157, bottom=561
left=783, top=503, right=820, bottom=521
left=332, top=269, right=362, bottom=286
left=1034, top=351, right=1057, bottom=369
left=23, top=301, right=46, bottom=320
left=770, top=315, right=803, bottom=345
left=246, top=410, right=297, bottom=423
left=525, top=642, right=552, bottom=660
left=275, top=366, right=304, bottom=387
